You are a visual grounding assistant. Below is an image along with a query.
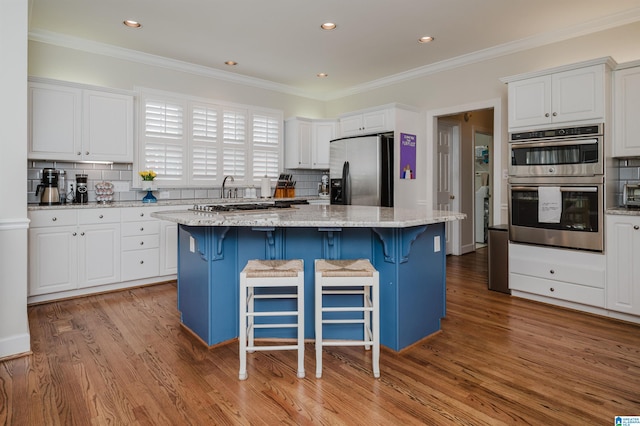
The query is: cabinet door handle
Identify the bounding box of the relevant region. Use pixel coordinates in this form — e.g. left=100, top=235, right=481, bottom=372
left=140, top=213, right=144, bottom=217
left=72, top=232, right=77, bottom=236
left=552, top=112, right=557, bottom=117
left=550, top=287, right=555, bottom=292
left=140, top=260, right=144, bottom=264
left=545, top=113, right=550, bottom=118
left=99, top=214, right=104, bottom=219
left=634, top=225, right=639, bottom=230
left=140, top=241, right=144, bottom=245
left=85, top=151, right=90, bottom=155
left=77, top=152, right=81, bottom=156
left=549, top=269, right=555, bottom=274
left=52, top=217, right=57, bottom=221
left=140, top=227, right=144, bottom=231
left=80, top=232, right=85, bottom=236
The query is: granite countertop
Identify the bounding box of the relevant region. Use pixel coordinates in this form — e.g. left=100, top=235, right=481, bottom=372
left=606, top=206, right=640, bottom=216
left=151, top=204, right=466, bottom=228
left=27, top=197, right=303, bottom=211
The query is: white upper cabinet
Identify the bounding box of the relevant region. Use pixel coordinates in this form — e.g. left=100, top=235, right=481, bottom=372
left=613, top=63, right=640, bottom=157
left=339, top=108, right=392, bottom=137
left=29, top=80, right=134, bottom=162
left=284, top=117, right=336, bottom=169
left=83, top=90, right=134, bottom=162
left=505, top=61, right=611, bottom=131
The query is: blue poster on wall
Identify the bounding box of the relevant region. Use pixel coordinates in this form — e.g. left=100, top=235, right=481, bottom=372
left=400, top=133, right=416, bottom=179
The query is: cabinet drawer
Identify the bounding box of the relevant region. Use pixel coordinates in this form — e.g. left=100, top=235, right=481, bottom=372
left=29, top=210, right=77, bottom=228
left=78, top=208, right=120, bottom=224
left=122, top=234, right=160, bottom=251
left=509, top=272, right=605, bottom=308
left=121, top=207, right=158, bottom=222
left=509, top=243, right=605, bottom=289
left=121, top=221, right=160, bottom=237
left=121, top=248, right=159, bottom=281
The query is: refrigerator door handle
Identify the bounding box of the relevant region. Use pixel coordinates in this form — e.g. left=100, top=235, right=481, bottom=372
left=342, top=161, right=351, bottom=205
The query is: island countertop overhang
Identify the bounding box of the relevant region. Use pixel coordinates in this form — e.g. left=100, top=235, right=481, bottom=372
left=151, top=204, right=465, bottom=228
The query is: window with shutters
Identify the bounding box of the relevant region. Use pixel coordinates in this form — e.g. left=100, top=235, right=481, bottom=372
left=137, top=88, right=282, bottom=188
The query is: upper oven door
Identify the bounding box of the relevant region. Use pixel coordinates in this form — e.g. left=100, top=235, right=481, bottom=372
left=509, top=135, right=603, bottom=177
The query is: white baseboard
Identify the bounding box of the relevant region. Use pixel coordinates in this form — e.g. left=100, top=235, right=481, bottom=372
left=0, top=333, right=31, bottom=359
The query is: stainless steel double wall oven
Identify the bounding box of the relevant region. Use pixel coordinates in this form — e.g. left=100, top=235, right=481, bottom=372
left=508, top=124, right=604, bottom=252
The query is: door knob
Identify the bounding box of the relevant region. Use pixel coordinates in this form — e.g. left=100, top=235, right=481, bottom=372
left=449, top=195, right=455, bottom=200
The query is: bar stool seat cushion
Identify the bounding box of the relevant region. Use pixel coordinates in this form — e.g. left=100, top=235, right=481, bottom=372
left=243, top=259, right=304, bottom=277
left=315, top=259, right=375, bottom=277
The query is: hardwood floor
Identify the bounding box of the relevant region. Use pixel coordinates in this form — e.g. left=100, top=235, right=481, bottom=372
left=2, top=248, right=640, bottom=425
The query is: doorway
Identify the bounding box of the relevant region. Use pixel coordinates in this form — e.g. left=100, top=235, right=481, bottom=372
left=426, top=99, right=503, bottom=256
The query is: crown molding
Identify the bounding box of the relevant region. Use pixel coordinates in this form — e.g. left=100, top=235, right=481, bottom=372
left=28, top=29, right=322, bottom=100
left=29, top=7, right=640, bottom=102
left=325, top=7, right=640, bottom=100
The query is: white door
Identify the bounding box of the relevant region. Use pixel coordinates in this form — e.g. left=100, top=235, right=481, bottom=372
left=436, top=120, right=460, bottom=255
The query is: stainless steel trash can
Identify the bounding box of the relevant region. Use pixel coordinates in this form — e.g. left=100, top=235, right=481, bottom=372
left=488, top=224, right=510, bottom=294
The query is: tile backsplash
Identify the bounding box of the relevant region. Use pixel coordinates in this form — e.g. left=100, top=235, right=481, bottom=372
left=616, top=157, right=640, bottom=205
left=27, top=160, right=327, bottom=204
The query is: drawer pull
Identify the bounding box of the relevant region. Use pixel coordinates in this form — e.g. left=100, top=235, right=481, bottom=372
left=550, top=287, right=555, bottom=292
left=80, top=232, right=85, bottom=236
left=72, top=232, right=77, bottom=236
left=99, top=214, right=104, bottom=219
left=140, top=260, right=144, bottom=264
left=140, top=227, right=144, bottom=231
left=635, top=225, right=639, bottom=230
left=52, top=217, right=57, bottom=221
left=140, top=213, right=144, bottom=217
left=140, top=241, right=144, bottom=246
left=549, top=269, right=555, bottom=274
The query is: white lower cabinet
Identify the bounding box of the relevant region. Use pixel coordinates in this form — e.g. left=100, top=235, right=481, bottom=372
left=121, top=208, right=160, bottom=281
left=29, top=209, right=121, bottom=296
left=606, top=215, right=640, bottom=315
left=509, top=242, right=606, bottom=308
left=28, top=204, right=185, bottom=302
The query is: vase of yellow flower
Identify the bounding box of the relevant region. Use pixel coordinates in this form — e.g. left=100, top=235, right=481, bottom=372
left=139, top=170, right=157, bottom=203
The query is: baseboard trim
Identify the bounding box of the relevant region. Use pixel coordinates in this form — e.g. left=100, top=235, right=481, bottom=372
left=0, top=333, right=31, bottom=359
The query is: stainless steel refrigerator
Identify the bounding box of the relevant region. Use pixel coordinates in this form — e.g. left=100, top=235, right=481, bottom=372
left=329, top=132, right=394, bottom=207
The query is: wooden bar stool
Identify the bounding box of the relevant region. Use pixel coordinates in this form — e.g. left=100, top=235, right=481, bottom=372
left=314, top=259, right=380, bottom=379
left=239, top=259, right=305, bottom=380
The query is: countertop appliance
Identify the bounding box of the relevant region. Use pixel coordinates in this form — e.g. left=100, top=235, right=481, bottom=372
left=75, top=174, right=88, bottom=204
left=35, top=168, right=61, bottom=206
left=329, top=132, right=394, bottom=207
left=623, top=183, right=640, bottom=207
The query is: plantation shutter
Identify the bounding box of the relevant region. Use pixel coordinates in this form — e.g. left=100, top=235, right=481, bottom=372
left=191, top=104, right=219, bottom=182
left=222, top=108, right=247, bottom=179
left=142, top=98, right=185, bottom=183
left=252, top=112, right=281, bottom=181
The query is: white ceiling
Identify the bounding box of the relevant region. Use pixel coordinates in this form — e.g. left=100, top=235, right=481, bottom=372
left=28, top=0, right=640, bottom=99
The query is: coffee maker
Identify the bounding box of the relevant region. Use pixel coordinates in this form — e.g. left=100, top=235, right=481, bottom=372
left=75, top=174, right=89, bottom=204
left=36, top=168, right=61, bottom=206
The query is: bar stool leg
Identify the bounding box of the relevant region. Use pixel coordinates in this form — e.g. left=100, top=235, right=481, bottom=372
left=315, top=268, right=323, bottom=378
left=297, top=272, right=305, bottom=378
left=239, top=272, right=248, bottom=380
left=372, top=270, right=380, bottom=378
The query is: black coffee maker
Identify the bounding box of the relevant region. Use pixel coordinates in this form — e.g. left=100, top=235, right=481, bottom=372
left=36, top=168, right=61, bottom=206
left=75, top=174, right=89, bottom=204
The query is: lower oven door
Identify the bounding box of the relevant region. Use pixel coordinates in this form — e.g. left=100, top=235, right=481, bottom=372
left=508, top=177, right=603, bottom=251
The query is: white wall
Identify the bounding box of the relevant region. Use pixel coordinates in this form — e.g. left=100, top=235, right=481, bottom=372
left=0, top=0, right=30, bottom=359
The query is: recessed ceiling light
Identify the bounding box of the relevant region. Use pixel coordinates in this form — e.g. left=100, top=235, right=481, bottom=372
left=418, top=36, right=434, bottom=43
left=317, top=73, right=328, bottom=78
left=321, top=22, right=337, bottom=30
left=225, top=61, right=238, bottom=66
left=123, top=20, right=142, bottom=28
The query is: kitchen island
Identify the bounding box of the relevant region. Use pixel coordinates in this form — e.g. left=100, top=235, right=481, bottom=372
left=152, top=204, right=465, bottom=351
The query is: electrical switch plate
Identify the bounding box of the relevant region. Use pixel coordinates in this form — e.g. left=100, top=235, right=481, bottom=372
left=434, top=235, right=441, bottom=252
left=111, top=181, right=130, bottom=192
left=189, top=236, right=195, bottom=253
left=502, top=168, right=509, bottom=180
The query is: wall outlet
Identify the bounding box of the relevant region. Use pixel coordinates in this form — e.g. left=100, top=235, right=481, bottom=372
left=67, top=181, right=75, bottom=194
left=111, top=181, right=130, bottom=192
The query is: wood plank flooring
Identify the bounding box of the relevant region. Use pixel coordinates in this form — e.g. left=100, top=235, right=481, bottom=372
left=2, top=248, right=640, bottom=425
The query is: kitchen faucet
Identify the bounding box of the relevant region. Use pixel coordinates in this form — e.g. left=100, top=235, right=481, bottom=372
left=221, top=175, right=234, bottom=198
